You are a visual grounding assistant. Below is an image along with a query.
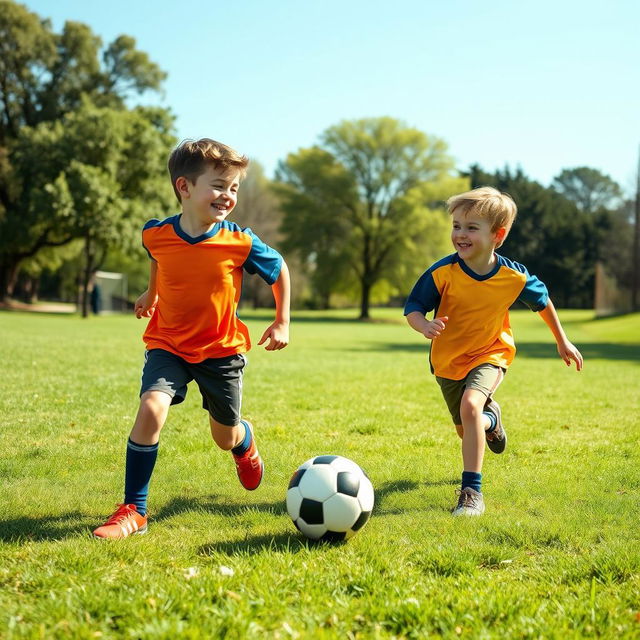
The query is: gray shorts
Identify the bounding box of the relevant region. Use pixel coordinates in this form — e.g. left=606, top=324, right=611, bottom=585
left=140, top=348, right=246, bottom=426
left=436, top=363, right=505, bottom=425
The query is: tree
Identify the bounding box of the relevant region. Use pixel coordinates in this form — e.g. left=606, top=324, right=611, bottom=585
left=467, top=165, right=597, bottom=307
left=276, top=117, right=461, bottom=318
left=552, top=167, right=624, bottom=213
left=275, top=147, right=356, bottom=309
left=12, top=100, right=175, bottom=315
left=230, top=161, right=286, bottom=308
left=0, top=1, right=169, bottom=302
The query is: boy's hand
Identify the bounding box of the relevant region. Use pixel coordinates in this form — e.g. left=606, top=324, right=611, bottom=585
left=134, top=290, right=158, bottom=319
left=422, top=316, right=449, bottom=340
left=258, top=321, right=289, bottom=351
left=557, top=339, right=583, bottom=371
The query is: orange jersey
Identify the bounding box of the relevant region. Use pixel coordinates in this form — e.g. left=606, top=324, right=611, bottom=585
left=142, top=215, right=282, bottom=362
left=404, top=253, right=548, bottom=380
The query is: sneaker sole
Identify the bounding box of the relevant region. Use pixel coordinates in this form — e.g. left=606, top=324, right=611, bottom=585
left=92, top=525, right=148, bottom=540
left=452, top=506, right=485, bottom=516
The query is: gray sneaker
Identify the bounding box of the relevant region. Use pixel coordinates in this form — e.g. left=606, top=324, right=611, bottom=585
left=452, top=487, right=485, bottom=516
left=484, top=399, right=507, bottom=454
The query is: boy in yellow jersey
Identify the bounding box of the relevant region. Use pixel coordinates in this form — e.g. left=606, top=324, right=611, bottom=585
left=404, top=187, right=582, bottom=516
left=93, top=139, right=291, bottom=539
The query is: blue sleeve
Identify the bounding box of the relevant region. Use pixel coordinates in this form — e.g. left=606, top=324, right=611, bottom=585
left=142, top=218, right=161, bottom=260
left=514, top=262, right=548, bottom=311
left=404, top=269, right=441, bottom=316
left=242, top=228, right=283, bottom=285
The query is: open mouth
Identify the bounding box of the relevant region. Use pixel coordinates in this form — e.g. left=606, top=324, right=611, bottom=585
left=211, top=204, right=227, bottom=212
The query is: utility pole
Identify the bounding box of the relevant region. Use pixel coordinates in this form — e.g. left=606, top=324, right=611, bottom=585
left=634, top=144, right=640, bottom=311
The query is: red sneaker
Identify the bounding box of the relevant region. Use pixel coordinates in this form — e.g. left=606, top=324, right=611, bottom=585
left=232, top=422, right=264, bottom=490
left=93, top=504, right=148, bottom=539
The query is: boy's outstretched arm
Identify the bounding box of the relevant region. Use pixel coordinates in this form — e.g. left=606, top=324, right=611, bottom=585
left=258, top=260, right=290, bottom=351
left=538, top=299, right=583, bottom=370
left=406, top=311, right=449, bottom=339
left=134, top=260, right=159, bottom=319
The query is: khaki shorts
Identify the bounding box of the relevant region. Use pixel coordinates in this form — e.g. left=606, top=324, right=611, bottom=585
left=436, top=364, right=505, bottom=425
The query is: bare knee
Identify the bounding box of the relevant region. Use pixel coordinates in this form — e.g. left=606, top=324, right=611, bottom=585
left=131, top=391, right=171, bottom=444
left=459, top=393, right=485, bottom=425
left=209, top=416, right=242, bottom=450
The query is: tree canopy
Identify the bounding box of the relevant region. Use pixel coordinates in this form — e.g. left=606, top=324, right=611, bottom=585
left=552, top=167, right=624, bottom=213
left=275, top=117, right=465, bottom=317
left=0, top=0, right=174, bottom=307
left=466, top=164, right=621, bottom=308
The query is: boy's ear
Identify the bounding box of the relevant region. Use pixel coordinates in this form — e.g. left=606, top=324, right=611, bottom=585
left=494, top=226, right=507, bottom=247
left=175, top=176, right=190, bottom=199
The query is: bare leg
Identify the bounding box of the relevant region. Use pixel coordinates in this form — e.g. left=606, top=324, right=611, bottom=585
left=130, top=391, right=172, bottom=445
left=209, top=416, right=245, bottom=450
left=459, top=389, right=491, bottom=472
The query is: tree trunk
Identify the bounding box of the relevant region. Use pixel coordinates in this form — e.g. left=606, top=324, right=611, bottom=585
left=359, top=279, right=371, bottom=320
left=81, top=234, right=95, bottom=318
left=0, top=260, right=21, bottom=302
left=27, top=276, right=39, bottom=303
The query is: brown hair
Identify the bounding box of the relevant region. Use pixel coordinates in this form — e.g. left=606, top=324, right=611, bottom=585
left=168, top=138, right=249, bottom=202
left=446, top=186, right=517, bottom=248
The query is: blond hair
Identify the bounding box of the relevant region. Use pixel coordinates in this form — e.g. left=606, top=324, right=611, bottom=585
left=446, top=186, right=517, bottom=248
left=168, top=138, right=249, bottom=203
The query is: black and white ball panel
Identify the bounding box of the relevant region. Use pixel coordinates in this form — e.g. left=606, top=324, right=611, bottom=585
left=286, top=455, right=374, bottom=541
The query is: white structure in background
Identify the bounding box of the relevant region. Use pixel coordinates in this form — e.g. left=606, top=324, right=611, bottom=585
left=94, top=270, right=128, bottom=313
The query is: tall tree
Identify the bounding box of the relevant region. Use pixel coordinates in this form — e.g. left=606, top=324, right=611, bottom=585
left=0, top=1, right=169, bottom=301
left=276, top=117, right=460, bottom=318
left=12, top=100, right=175, bottom=315
left=275, top=147, right=356, bottom=309
left=468, top=164, right=597, bottom=307
left=552, top=167, right=624, bottom=213
left=230, top=161, right=286, bottom=308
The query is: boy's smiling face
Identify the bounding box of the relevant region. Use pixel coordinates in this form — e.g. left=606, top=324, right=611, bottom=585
left=178, top=164, right=241, bottom=223
left=451, top=209, right=504, bottom=263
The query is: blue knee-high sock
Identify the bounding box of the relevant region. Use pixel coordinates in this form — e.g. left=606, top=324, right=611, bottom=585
left=461, top=471, right=482, bottom=493
left=231, top=420, right=252, bottom=455
left=124, top=438, right=159, bottom=516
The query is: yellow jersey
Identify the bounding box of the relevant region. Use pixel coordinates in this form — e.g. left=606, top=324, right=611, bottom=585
left=404, top=253, right=548, bottom=380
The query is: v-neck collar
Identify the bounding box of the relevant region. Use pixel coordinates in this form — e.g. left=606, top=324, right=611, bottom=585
left=458, top=256, right=501, bottom=281
left=172, top=214, right=221, bottom=245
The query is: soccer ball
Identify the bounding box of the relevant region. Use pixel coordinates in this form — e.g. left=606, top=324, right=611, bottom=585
left=286, top=455, right=374, bottom=541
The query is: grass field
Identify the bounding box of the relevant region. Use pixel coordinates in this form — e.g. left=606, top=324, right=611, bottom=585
left=1, top=307, right=639, bottom=639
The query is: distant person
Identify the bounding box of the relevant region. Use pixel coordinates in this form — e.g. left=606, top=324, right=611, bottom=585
left=404, top=187, right=583, bottom=516
left=93, top=138, right=291, bottom=539
left=90, top=280, right=102, bottom=315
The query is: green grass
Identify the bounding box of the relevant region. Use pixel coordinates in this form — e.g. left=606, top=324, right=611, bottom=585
left=1, top=308, right=639, bottom=639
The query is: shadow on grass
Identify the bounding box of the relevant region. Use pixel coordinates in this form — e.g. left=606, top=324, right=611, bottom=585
left=198, top=532, right=335, bottom=556
left=374, top=477, right=458, bottom=515
left=0, top=512, right=94, bottom=542
left=0, top=495, right=286, bottom=543
left=153, top=494, right=287, bottom=521
left=517, top=342, right=640, bottom=362
left=362, top=341, right=640, bottom=362
left=195, top=479, right=460, bottom=554
left=241, top=312, right=401, bottom=325
left=0, top=480, right=458, bottom=543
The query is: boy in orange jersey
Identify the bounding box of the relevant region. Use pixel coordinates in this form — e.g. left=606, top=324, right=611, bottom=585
left=404, top=187, right=582, bottom=516
left=93, top=138, right=290, bottom=539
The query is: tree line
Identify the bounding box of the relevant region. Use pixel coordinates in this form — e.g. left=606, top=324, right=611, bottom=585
left=1, top=1, right=635, bottom=318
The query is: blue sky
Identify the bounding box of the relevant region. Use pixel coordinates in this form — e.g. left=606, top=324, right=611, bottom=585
left=24, top=0, right=640, bottom=193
